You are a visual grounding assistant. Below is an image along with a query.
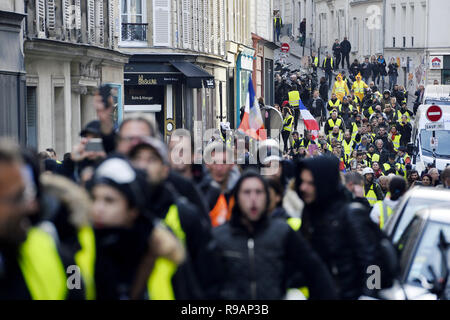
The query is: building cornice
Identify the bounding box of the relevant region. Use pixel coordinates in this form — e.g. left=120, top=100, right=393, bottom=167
left=24, top=39, right=130, bottom=66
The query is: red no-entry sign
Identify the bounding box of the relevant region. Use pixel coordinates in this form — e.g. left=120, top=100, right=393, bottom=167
left=281, top=43, right=290, bottom=53
left=426, top=105, right=442, bottom=122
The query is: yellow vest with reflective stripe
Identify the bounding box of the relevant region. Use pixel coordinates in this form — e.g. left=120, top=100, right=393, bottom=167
left=365, top=184, right=378, bottom=206
left=148, top=205, right=185, bottom=300
left=328, top=132, right=343, bottom=143
left=367, top=152, right=380, bottom=164
left=351, top=122, right=359, bottom=140
left=378, top=200, right=393, bottom=229
left=283, top=115, right=294, bottom=132
left=288, top=90, right=300, bottom=107
left=18, top=227, right=68, bottom=300
left=311, top=56, right=318, bottom=67
left=75, top=226, right=96, bottom=300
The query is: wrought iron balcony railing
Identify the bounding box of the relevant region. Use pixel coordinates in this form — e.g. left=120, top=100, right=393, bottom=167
left=121, top=23, right=148, bottom=42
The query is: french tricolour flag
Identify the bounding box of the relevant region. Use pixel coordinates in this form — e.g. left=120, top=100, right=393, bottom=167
left=238, top=76, right=267, bottom=140
left=298, top=98, right=319, bottom=139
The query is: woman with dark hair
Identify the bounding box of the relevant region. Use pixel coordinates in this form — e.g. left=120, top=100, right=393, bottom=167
left=212, top=170, right=337, bottom=300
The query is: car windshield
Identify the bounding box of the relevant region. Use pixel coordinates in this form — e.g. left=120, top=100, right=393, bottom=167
left=406, top=221, right=450, bottom=292
left=420, top=130, right=450, bottom=158
left=393, top=197, right=450, bottom=243
left=424, top=99, right=450, bottom=106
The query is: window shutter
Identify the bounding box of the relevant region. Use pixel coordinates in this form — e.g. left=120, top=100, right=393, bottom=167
left=211, top=0, right=217, bottom=55
left=219, top=0, right=224, bottom=55
left=198, top=0, right=203, bottom=52
left=62, top=0, right=70, bottom=29
left=87, top=0, right=95, bottom=43
left=96, top=0, right=104, bottom=46
left=75, top=0, right=82, bottom=30
left=108, top=0, right=114, bottom=48
left=153, top=0, right=171, bottom=47
left=182, top=0, right=190, bottom=49
left=46, top=0, right=56, bottom=31
left=36, top=0, right=46, bottom=38
left=193, top=0, right=198, bottom=51
left=203, top=0, right=209, bottom=53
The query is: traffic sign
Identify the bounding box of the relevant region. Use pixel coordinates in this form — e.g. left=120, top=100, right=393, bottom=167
left=281, top=43, right=290, bottom=53
left=426, top=105, right=442, bottom=122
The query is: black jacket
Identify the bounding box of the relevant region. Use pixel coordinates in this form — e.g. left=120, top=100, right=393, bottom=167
left=349, top=62, right=360, bottom=77
left=332, top=43, right=341, bottom=57
left=398, top=121, right=412, bottom=146
left=308, top=97, right=326, bottom=118
left=360, top=62, right=371, bottom=79
left=296, top=156, right=378, bottom=299
left=147, top=181, right=219, bottom=299
left=319, top=82, right=329, bottom=102
left=388, top=63, right=398, bottom=76
left=212, top=204, right=338, bottom=300
left=340, top=40, right=351, bottom=54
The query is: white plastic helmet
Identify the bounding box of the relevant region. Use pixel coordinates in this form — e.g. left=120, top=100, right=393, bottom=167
left=362, top=167, right=374, bottom=176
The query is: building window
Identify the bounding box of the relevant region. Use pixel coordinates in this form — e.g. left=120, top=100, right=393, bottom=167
left=411, top=36, right=414, bottom=47
left=121, top=0, right=147, bottom=43
left=26, top=87, right=38, bottom=149
left=403, top=36, right=406, bottom=48
left=393, top=37, right=395, bottom=48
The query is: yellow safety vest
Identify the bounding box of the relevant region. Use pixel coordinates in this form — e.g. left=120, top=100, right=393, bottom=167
left=351, top=122, right=359, bottom=140
left=383, top=162, right=402, bottom=176
left=148, top=205, right=185, bottom=300
left=366, top=152, right=380, bottom=165
left=287, top=217, right=302, bottom=231
left=18, top=227, right=68, bottom=300
left=328, top=132, right=343, bottom=143
left=333, top=81, right=349, bottom=102
left=283, top=115, right=294, bottom=132
left=377, top=200, right=393, bottom=229
left=311, top=56, right=318, bottom=67
left=352, top=81, right=367, bottom=101
left=397, top=110, right=411, bottom=123
left=324, top=57, right=334, bottom=68
left=75, top=226, right=96, bottom=300
left=288, top=90, right=300, bottom=107
left=342, top=139, right=355, bottom=157
left=327, top=99, right=341, bottom=112
left=327, top=118, right=342, bottom=133
left=365, top=183, right=379, bottom=207
left=300, top=139, right=315, bottom=148
left=391, top=134, right=401, bottom=151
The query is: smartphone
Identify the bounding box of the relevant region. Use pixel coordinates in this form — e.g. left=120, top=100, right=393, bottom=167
left=98, top=84, right=113, bottom=109
left=85, top=138, right=104, bottom=152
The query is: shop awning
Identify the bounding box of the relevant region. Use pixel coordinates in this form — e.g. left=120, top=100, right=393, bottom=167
left=171, top=61, right=215, bottom=88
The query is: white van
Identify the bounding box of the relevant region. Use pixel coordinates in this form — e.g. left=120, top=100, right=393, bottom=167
left=423, top=85, right=450, bottom=106
left=410, top=104, right=450, bottom=174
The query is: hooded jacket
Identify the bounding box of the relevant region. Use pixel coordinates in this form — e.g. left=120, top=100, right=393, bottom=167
left=212, top=171, right=338, bottom=300
left=296, top=156, right=377, bottom=299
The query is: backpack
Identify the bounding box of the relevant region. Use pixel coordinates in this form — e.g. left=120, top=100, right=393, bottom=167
left=345, top=202, right=398, bottom=292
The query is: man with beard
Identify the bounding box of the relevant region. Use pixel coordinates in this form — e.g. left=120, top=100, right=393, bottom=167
left=296, top=156, right=378, bottom=299
left=0, top=139, right=75, bottom=299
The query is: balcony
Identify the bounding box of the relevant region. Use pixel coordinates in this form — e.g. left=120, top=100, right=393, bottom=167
left=121, top=23, right=148, bottom=42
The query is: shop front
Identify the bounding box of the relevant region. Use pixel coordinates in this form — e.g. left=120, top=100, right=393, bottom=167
left=427, top=54, right=450, bottom=85
left=124, top=55, right=214, bottom=140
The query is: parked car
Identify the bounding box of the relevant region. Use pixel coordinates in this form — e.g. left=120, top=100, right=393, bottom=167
left=365, top=205, right=450, bottom=300
left=384, top=187, right=450, bottom=244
